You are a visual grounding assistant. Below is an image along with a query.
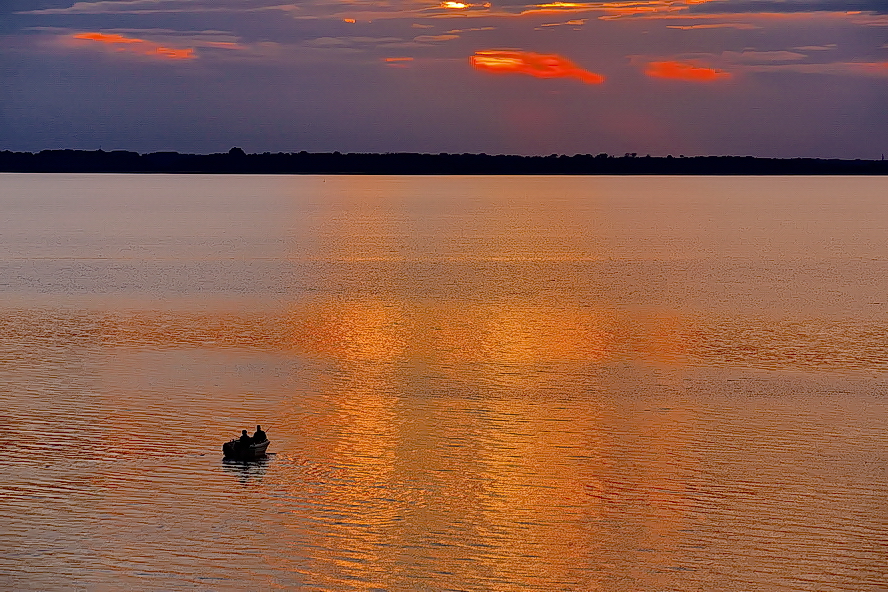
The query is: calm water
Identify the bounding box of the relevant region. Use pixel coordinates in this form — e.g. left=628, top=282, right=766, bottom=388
left=1, top=174, right=886, bottom=591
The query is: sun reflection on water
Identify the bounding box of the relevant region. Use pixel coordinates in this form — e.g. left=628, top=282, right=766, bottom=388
left=2, top=176, right=888, bottom=590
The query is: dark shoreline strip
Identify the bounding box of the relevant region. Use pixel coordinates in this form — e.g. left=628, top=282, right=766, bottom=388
left=2, top=149, right=887, bottom=175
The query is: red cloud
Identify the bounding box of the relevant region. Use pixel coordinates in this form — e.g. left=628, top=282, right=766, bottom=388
left=471, top=50, right=604, bottom=84
left=72, top=32, right=195, bottom=60
left=645, top=60, right=730, bottom=82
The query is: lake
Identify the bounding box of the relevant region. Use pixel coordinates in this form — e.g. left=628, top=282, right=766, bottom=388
left=0, top=174, right=886, bottom=591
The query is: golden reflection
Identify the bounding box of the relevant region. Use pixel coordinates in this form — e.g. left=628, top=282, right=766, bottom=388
left=287, top=298, right=408, bottom=362
left=7, top=175, right=888, bottom=591
left=303, top=365, right=402, bottom=590
left=275, top=297, right=697, bottom=588
left=6, top=299, right=885, bottom=589
left=477, top=304, right=610, bottom=363
left=286, top=176, right=608, bottom=263
left=282, top=297, right=628, bottom=389
left=12, top=302, right=888, bottom=374
left=459, top=398, right=605, bottom=589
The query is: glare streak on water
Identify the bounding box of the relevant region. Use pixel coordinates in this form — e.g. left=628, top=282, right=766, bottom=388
left=0, top=174, right=887, bottom=591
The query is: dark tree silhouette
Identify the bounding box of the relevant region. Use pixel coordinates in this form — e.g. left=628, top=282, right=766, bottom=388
left=1, top=149, right=886, bottom=175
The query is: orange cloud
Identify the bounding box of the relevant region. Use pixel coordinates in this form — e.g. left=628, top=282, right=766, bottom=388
left=645, top=60, right=730, bottom=82
left=384, top=56, right=414, bottom=68
left=523, top=0, right=721, bottom=20
left=471, top=50, right=605, bottom=84
left=72, top=32, right=195, bottom=60
left=74, top=32, right=139, bottom=44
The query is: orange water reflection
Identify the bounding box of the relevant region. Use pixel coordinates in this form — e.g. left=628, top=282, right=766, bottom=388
left=8, top=303, right=888, bottom=374
left=3, top=313, right=886, bottom=588
left=5, top=175, right=888, bottom=589
left=262, top=305, right=706, bottom=589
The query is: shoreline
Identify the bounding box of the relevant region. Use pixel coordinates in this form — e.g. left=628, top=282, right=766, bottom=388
left=3, top=149, right=888, bottom=175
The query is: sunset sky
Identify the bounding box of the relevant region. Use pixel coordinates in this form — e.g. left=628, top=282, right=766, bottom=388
left=2, top=1, right=887, bottom=157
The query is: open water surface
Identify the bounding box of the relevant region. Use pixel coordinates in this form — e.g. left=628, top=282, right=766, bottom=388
left=0, top=174, right=886, bottom=590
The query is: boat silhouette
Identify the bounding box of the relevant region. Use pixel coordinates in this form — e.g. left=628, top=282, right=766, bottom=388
left=222, top=438, right=270, bottom=460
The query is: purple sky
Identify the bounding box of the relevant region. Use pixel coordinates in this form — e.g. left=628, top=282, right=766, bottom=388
left=2, top=1, right=887, bottom=157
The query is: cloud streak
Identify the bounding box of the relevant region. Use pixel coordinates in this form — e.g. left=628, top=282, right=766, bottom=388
left=645, top=60, right=731, bottom=81
left=471, top=50, right=605, bottom=84
left=667, top=22, right=761, bottom=29
left=71, top=32, right=195, bottom=59
left=23, top=0, right=246, bottom=15
left=744, top=61, right=888, bottom=77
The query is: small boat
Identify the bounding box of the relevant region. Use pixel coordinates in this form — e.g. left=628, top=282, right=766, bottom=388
left=222, top=438, right=270, bottom=460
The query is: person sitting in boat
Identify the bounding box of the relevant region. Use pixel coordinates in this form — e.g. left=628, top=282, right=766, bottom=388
left=252, top=425, right=267, bottom=443
left=238, top=429, right=252, bottom=447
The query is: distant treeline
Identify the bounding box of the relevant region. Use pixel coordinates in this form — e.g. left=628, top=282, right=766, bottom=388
left=2, top=148, right=887, bottom=175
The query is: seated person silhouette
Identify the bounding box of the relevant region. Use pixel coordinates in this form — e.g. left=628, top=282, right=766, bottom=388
left=252, top=425, right=267, bottom=443
left=238, top=429, right=252, bottom=447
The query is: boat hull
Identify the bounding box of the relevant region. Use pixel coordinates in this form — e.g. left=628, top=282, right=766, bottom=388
left=222, top=439, right=270, bottom=460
